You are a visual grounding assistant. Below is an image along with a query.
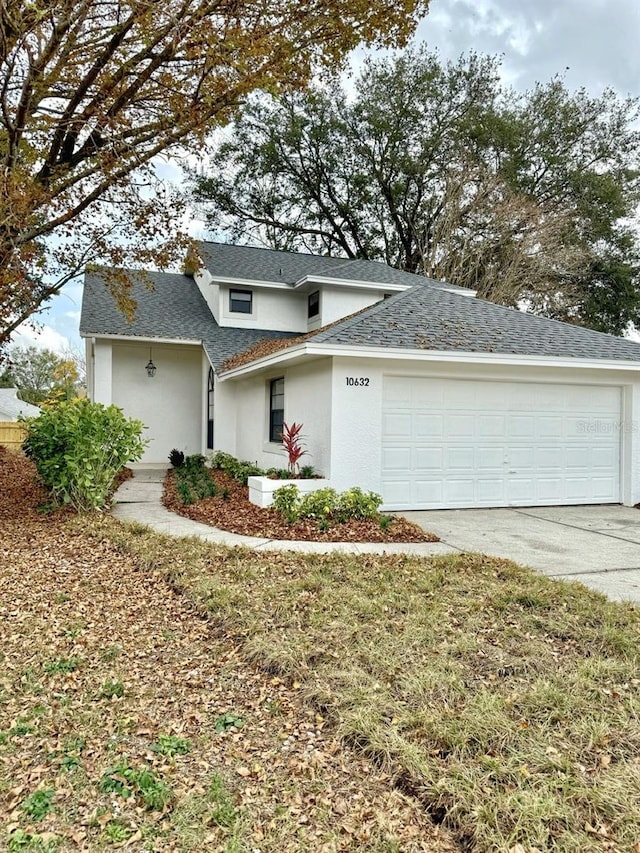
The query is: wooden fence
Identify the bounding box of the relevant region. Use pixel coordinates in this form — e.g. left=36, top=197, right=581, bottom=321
left=0, top=421, right=27, bottom=449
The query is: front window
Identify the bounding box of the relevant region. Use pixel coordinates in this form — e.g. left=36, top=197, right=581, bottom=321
left=269, top=377, right=284, bottom=443
left=308, top=289, right=320, bottom=318
left=207, top=367, right=214, bottom=450
left=229, top=288, right=252, bottom=314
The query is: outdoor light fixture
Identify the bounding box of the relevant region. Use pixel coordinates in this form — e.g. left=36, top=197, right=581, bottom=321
left=145, top=348, right=157, bottom=378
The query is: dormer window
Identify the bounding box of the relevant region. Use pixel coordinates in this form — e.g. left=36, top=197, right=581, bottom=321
left=308, top=289, right=320, bottom=319
left=230, top=288, right=252, bottom=314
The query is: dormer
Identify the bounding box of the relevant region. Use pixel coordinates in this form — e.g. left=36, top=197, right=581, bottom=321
left=293, top=275, right=406, bottom=331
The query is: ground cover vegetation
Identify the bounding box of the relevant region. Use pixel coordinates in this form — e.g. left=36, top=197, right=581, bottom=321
left=0, top=0, right=431, bottom=353
left=193, top=47, right=640, bottom=335
left=163, top=453, right=431, bottom=542
left=1, top=447, right=450, bottom=851
left=3, top=447, right=640, bottom=850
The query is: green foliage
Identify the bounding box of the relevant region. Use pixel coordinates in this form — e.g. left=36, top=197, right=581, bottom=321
left=298, top=487, right=339, bottom=527
left=273, top=484, right=383, bottom=528
left=209, top=451, right=264, bottom=485
left=299, top=464, right=317, bottom=479
left=174, top=457, right=217, bottom=505
left=22, top=399, right=146, bottom=511
left=194, top=47, right=640, bottom=334
left=168, top=448, right=185, bottom=467
left=8, top=829, right=59, bottom=852
left=100, top=679, right=125, bottom=699
left=207, top=774, right=239, bottom=828
left=20, top=788, right=55, bottom=822
left=336, top=486, right=382, bottom=521
left=99, top=760, right=172, bottom=811
left=272, top=484, right=301, bottom=523
left=214, top=712, right=244, bottom=733
left=151, top=734, right=192, bottom=757
left=3, top=345, right=83, bottom=405
left=43, top=657, right=80, bottom=675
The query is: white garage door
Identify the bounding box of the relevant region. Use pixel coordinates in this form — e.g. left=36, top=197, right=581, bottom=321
left=382, top=377, right=622, bottom=510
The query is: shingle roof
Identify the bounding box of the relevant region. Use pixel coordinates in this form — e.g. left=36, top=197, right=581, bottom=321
left=198, top=241, right=468, bottom=292
left=0, top=388, right=40, bottom=420
left=80, top=269, right=295, bottom=371
left=304, top=285, right=640, bottom=361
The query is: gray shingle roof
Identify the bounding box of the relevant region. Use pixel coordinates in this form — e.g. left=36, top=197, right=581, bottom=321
left=198, top=241, right=468, bottom=292
left=80, top=269, right=295, bottom=371
left=0, top=388, right=40, bottom=420
left=306, top=285, right=640, bottom=362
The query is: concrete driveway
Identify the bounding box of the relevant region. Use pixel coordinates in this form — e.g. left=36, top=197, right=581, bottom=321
left=402, top=505, right=640, bottom=603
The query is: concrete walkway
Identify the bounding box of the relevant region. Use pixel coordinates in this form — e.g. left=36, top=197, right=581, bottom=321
left=111, top=466, right=455, bottom=557
left=112, top=467, right=640, bottom=603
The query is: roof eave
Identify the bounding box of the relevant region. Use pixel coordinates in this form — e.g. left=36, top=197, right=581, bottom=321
left=218, top=341, right=640, bottom=380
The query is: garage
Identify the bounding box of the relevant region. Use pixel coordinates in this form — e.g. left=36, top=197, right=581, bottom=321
left=381, top=376, right=622, bottom=510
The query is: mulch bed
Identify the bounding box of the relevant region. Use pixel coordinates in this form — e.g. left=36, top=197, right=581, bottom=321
left=162, top=468, right=438, bottom=543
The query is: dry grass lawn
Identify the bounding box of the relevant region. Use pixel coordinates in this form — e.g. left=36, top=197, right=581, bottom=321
left=3, top=448, right=640, bottom=851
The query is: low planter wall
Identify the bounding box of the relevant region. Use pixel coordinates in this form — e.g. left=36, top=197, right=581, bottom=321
left=248, top=475, right=331, bottom=508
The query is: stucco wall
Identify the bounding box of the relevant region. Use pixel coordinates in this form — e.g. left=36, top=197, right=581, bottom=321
left=111, top=342, right=203, bottom=463
left=312, top=286, right=385, bottom=329
left=328, top=355, right=640, bottom=506
left=218, top=285, right=307, bottom=332
left=227, top=358, right=332, bottom=475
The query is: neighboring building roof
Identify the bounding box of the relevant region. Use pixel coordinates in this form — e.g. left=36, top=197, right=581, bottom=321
left=0, top=388, right=40, bottom=421
left=80, top=269, right=295, bottom=371
left=198, top=241, right=469, bottom=292
left=223, top=284, right=640, bottom=371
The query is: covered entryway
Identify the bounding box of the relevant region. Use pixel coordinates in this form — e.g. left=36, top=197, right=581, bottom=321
left=382, top=376, right=622, bottom=510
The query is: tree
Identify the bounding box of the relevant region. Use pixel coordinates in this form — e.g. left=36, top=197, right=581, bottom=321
left=193, top=48, right=640, bottom=333
left=3, top=345, right=82, bottom=404
left=0, top=0, right=430, bottom=351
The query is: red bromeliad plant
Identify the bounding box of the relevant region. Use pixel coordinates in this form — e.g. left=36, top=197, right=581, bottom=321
left=281, top=422, right=307, bottom=477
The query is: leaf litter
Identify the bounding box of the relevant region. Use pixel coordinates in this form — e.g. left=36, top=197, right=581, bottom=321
left=0, top=447, right=456, bottom=852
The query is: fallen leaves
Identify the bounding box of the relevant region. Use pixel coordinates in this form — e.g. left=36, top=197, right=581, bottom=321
left=0, top=449, right=454, bottom=851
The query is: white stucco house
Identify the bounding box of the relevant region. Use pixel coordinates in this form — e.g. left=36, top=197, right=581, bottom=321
left=80, top=241, right=640, bottom=511
left=0, top=388, right=40, bottom=421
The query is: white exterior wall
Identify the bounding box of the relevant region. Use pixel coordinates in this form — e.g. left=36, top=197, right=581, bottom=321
left=111, top=342, right=202, bottom=463
left=218, top=284, right=307, bottom=332
left=228, top=358, right=332, bottom=475
left=92, top=339, right=113, bottom=405
left=310, top=286, right=385, bottom=330
left=328, top=355, right=640, bottom=507
left=193, top=269, right=220, bottom=322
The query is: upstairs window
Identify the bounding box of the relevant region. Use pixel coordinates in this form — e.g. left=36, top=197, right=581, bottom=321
left=308, top=289, right=320, bottom=319
left=229, top=288, right=252, bottom=314
left=269, top=377, right=284, bottom=443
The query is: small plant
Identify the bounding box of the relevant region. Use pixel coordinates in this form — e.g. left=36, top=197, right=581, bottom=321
left=298, top=487, right=339, bottom=525
left=208, top=774, right=239, bottom=828
left=280, top=421, right=307, bottom=477
left=103, top=821, right=132, bottom=843
left=184, top=453, right=206, bottom=470
left=379, top=514, right=395, bottom=531
left=8, top=829, right=59, bottom=851
left=299, top=464, right=317, bottom=479
left=100, top=679, right=125, bottom=699
left=151, top=734, right=192, bottom=757
left=99, top=760, right=172, bottom=811
left=272, top=484, right=301, bottom=523
left=215, top=712, right=244, bottom=733
left=168, top=448, right=185, bottom=467
left=209, top=451, right=264, bottom=485
left=20, top=788, right=55, bottom=821
left=337, top=486, right=382, bottom=521
left=43, top=657, right=80, bottom=675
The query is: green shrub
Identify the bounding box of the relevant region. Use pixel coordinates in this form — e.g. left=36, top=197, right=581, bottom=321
left=209, top=451, right=264, bottom=484
left=298, top=487, right=339, bottom=526
left=184, top=453, right=206, bottom=470
left=22, top=399, right=146, bottom=511
left=272, top=484, right=301, bottom=523
left=337, top=486, right=382, bottom=521
left=174, top=460, right=217, bottom=504
left=168, top=448, right=184, bottom=467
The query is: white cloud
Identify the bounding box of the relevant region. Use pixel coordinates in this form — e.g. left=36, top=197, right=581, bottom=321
left=12, top=324, right=71, bottom=355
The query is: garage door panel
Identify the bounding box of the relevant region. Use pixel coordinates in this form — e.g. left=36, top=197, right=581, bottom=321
left=414, top=480, right=443, bottom=503
left=382, top=377, right=621, bottom=509
left=478, top=414, right=506, bottom=437
left=383, top=412, right=411, bottom=437
left=413, top=447, right=443, bottom=469
left=414, top=413, right=444, bottom=438
left=446, top=447, right=475, bottom=469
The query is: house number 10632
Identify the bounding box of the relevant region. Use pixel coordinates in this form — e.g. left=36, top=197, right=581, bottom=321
left=345, top=377, right=370, bottom=386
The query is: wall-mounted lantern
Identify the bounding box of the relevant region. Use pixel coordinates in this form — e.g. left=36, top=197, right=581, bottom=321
left=145, top=348, right=157, bottom=378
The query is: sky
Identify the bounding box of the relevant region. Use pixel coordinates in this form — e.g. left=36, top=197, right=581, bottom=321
left=12, top=0, right=640, bottom=356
